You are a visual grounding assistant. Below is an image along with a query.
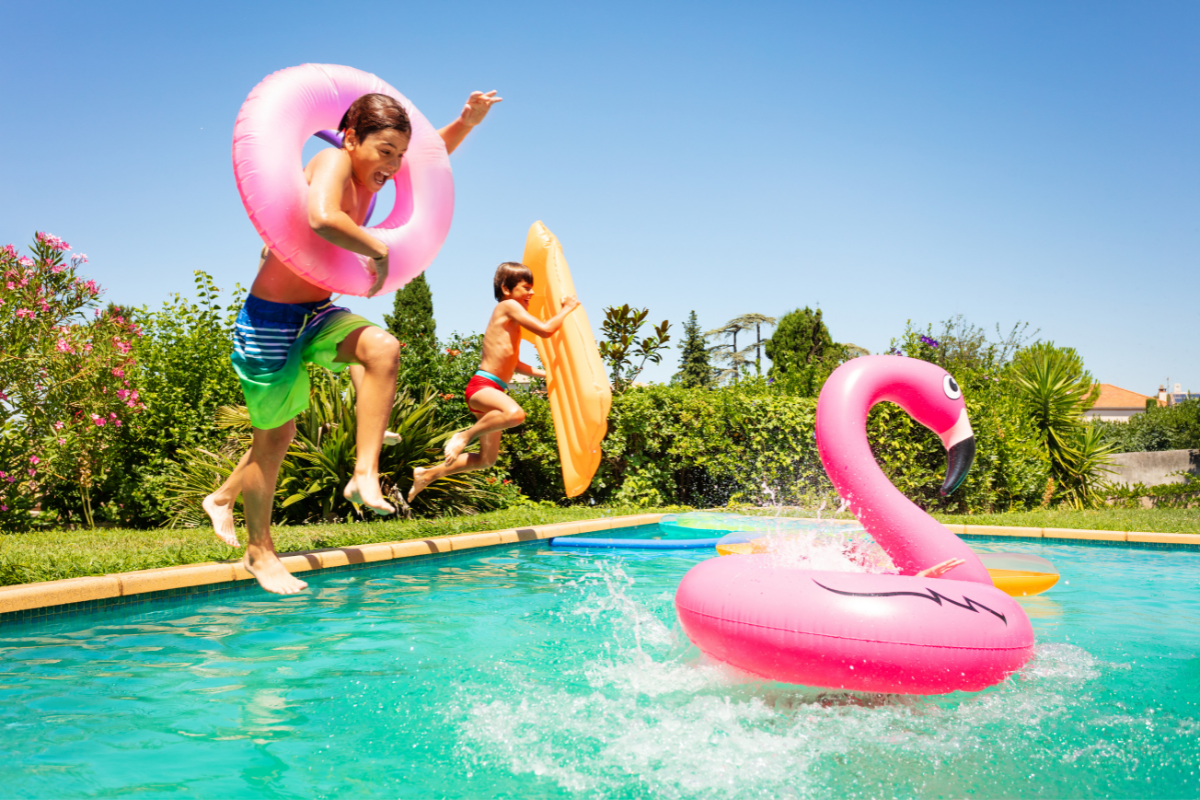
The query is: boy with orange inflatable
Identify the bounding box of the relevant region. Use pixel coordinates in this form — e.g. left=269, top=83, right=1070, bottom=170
left=407, top=262, right=580, bottom=502
left=205, top=89, right=500, bottom=595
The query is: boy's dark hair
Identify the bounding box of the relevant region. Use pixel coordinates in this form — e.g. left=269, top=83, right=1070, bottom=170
left=494, top=262, right=534, bottom=301
left=339, top=93, right=411, bottom=145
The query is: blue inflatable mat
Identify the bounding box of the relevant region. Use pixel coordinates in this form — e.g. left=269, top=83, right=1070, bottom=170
left=548, top=536, right=726, bottom=550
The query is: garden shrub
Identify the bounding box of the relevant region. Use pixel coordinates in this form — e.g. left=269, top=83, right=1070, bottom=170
left=99, top=272, right=247, bottom=527
left=1096, top=399, right=1200, bottom=453
left=501, top=376, right=1049, bottom=513
left=0, top=233, right=143, bottom=530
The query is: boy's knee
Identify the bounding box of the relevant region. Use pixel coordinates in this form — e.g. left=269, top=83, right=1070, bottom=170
left=508, top=407, right=526, bottom=427
left=365, top=330, right=400, bottom=364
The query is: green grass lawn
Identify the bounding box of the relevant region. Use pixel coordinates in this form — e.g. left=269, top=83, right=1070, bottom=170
left=933, top=507, right=1200, bottom=534
left=727, top=503, right=1200, bottom=535
left=0, top=504, right=686, bottom=587
left=3, top=504, right=1195, bottom=588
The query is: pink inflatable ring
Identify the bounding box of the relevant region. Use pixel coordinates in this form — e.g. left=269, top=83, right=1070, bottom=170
left=233, top=64, right=454, bottom=296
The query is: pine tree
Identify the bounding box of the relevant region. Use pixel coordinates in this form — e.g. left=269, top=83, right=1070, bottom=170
left=764, top=307, right=835, bottom=379
left=676, top=311, right=713, bottom=388
left=383, top=273, right=435, bottom=346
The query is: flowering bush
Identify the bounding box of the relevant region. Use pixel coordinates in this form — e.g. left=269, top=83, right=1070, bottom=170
left=0, top=233, right=142, bottom=529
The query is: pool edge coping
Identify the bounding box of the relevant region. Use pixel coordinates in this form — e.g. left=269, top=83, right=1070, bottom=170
left=1, top=516, right=1195, bottom=617
left=0, top=513, right=666, bottom=616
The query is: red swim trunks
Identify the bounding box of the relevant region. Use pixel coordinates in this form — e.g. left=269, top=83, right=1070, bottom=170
left=464, top=373, right=507, bottom=412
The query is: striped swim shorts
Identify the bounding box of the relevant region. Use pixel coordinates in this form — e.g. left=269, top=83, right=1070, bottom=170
left=231, top=295, right=376, bottom=430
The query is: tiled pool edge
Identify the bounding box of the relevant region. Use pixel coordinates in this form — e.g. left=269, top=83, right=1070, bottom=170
left=0, top=513, right=665, bottom=625
left=948, top=523, right=1199, bottom=549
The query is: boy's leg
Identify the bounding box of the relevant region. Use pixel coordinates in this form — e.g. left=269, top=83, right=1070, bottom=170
left=444, top=387, right=526, bottom=463
left=203, top=448, right=251, bottom=546
left=335, top=326, right=400, bottom=515
left=243, top=421, right=308, bottom=595
left=410, top=430, right=502, bottom=502
left=348, top=364, right=401, bottom=446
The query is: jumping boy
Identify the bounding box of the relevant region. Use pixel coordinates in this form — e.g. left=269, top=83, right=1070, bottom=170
left=204, top=89, right=501, bottom=595
left=407, top=262, right=580, bottom=501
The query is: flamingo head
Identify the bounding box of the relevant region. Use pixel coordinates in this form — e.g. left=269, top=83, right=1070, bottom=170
left=863, top=356, right=976, bottom=496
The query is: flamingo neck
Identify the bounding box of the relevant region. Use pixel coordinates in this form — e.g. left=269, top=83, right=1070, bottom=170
left=815, top=365, right=991, bottom=584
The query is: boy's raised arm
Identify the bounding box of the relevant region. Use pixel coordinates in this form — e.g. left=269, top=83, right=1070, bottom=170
left=439, top=91, right=503, bottom=154
left=306, top=149, right=390, bottom=295
left=505, top=296, right=580, bottom=339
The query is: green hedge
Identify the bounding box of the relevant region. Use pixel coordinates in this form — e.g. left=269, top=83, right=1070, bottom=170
left=501, top=381, right=1050, bottom=514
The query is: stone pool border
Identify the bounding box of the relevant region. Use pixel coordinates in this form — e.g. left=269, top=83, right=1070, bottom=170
left=0, top=515, right=1194, bottom=626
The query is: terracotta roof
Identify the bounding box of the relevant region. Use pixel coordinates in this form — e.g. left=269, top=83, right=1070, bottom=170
left=1091, top=383, right=1150, bottom=410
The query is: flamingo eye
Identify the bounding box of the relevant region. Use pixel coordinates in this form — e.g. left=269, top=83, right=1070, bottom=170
left=943, top=375, right=961, bottom=400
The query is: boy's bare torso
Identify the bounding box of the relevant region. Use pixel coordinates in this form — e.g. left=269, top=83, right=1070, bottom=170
left=478, top=301, right=524, bottom=383
left=250, top=154, right=371, bottom=304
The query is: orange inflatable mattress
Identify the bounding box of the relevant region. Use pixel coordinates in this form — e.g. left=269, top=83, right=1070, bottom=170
left=519, top=222, right=611, bottom=497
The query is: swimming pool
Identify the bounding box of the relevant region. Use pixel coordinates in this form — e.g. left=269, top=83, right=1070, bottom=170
left=1, top=527, right=1197, bottom=798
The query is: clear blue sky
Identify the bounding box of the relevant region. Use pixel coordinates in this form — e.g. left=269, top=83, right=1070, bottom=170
left=2, top=1, right=1196, bottom=392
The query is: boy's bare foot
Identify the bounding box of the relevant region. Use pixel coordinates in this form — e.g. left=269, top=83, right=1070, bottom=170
left=243, top=550, right=308, bottom=595
left=408, top=466, right=434, bottom=503
left=384, top=430, right=401, bottom=446
left=444, top=432, right=470, bottom=465
left=203, top=494, right=240, bottom=547
left=343, top=475, right=397, bottom=515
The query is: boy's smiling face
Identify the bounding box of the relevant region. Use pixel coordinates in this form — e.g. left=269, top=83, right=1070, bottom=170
left=504, top=280, right=535, bottom=308
left=345, top=128, right=410, bottom=193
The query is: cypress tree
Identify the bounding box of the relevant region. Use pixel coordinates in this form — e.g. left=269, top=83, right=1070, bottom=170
left=764, top=307, right=835, bottom=379
left=384, top=273, right=436, bottom=346
left=677, top=310, right=713, bottom=388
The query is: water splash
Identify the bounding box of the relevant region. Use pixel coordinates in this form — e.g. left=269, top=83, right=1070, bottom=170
left=455, top=564, right=1131, bottom=800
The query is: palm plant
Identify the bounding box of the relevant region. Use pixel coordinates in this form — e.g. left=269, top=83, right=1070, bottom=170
left=163, top=371, right=503, bottom=527
left=1010, top=343, right=1111, bottom=508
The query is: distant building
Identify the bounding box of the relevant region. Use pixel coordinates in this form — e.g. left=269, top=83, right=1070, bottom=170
left=1084, top=384, right=1152, bottom=422
left=1170, top=383, right=1193, bottom=405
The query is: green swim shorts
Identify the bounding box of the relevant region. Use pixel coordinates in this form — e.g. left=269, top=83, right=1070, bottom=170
left=231, top=295, right=377, bottom=430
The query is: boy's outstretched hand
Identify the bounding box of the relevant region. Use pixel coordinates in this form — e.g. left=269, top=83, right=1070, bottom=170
left=916, top=558, right=966, bottom=579
left=561, top=295, right=580, bottom=312
left=460, top=90, right=502, bottom=127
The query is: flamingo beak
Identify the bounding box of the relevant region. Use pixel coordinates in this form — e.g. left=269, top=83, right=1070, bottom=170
left=939, top=409, right=975, bottom=496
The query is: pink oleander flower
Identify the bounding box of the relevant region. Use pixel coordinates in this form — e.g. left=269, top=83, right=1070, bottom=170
left=0, top=471, right=6, bottom=479
left=83, top=343, right=92, bottom=352
left=130, top=390, right=139, bottom=402
left=112, top=368, right=124, bottom=378
left=50, top=264, right=64, bottom=274
left=71, top=253, right=88, bottom=265
left=5, top=282, right=14, bottom=291
left=29, top=456, right=39, bottom=465
left=0, top=392, right=7, bottom=401
left=58, top=438, right=66, bottom=445
left=15, top=308, right=33, bottom=319
left=1, top=506, right=7, bottom=512
left=117, top=389, right=129, bottom=401
left=27, top=469, right=36, bottom=477
left=115, top=340, right=132, bottom=354
left=39, top=301, right=50, bottom=313
left=54, top=421, right=64, bottom=429
left=5, top=475, right=15, bottom=483
left=36, top=232, right=70, bottom=252
left=113, top=419, right=122, bottom=427
left=2, top=244, right=15, bottom=258
left=55, top=339, right=71, bottom=354
left=84, top=279, right=98, bottom=295
left=18, top=256, right=33, bottom=268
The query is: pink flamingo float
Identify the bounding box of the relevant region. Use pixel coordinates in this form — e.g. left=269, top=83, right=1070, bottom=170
left=675, top=356, right=1035, bottom=694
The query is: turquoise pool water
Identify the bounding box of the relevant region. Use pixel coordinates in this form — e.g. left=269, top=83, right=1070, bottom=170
left=1, top=527, right=1197, bottom=798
